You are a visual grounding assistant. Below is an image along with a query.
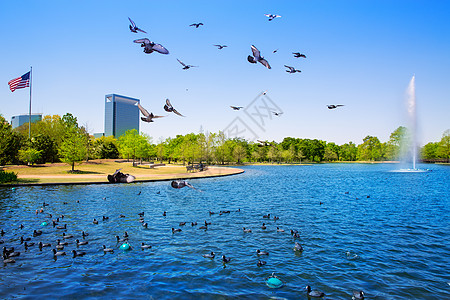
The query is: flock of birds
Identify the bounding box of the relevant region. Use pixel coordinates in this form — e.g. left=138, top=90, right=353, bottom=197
left=127, top=15, right=344, bottom=123
left=1, top=191, right=366, bottom=299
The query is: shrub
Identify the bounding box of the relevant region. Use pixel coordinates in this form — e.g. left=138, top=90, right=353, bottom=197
left=0, top=170, right=18, bottom=183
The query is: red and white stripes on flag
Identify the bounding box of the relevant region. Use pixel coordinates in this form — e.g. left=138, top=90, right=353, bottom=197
left=8, top=71, right=30, bottom=92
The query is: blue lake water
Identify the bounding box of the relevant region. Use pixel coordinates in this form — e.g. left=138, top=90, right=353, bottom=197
left=1, top=163, right=449, bottom=299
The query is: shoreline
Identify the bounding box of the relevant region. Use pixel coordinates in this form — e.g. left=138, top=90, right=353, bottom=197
left=1, top=165, right=244, bottom=187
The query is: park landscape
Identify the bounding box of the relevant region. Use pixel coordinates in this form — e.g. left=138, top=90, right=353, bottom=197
left=1, top=1, right=450, bottom=299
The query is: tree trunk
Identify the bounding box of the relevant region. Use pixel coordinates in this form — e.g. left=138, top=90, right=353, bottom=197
left=72, top=162, right=75, bottom=171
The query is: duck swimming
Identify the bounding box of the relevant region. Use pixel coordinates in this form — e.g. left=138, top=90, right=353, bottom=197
left=352, top=290, right=365, bottom=300
left=141, top=243, right=152, bottom=250
left=52, top=249, right=66, bottom=256
left=102, top=245, right=114, bottom=253
left=257, top=259, right=267, bottom=266
left=76, top=239, right=88, bottom=246
left=72, top=250, right=86, bottom=258
left=306, top=285, right=325, bottom=298
left=202, top=251, right=215, bottom=259
left=256, top=249, right=269, bottom=256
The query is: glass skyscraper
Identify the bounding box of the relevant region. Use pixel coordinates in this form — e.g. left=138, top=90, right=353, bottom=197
left=104, top=94, right=140, bottom=138
left=11, top=114, right=42, bottom=129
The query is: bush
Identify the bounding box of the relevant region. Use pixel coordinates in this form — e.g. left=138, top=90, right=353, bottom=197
left=0, top=170, right=18, bottom=183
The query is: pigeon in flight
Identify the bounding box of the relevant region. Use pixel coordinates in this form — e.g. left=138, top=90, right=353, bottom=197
left=327, top=105, right=345, bottom=109
left=272, top=111, right=283, bottom=116
left=214, top=44, right=227, bottom=49
left=284, top=65, right=301, bottom=73
left=133, top=38, right=169, bottom=54
left=230, top=106, right=243, bottom=110
left=177, top=58, right=198, bottom=70
left=128, top=17, right=147, bottom=33
left=265, top=14, right=281, bottom=21
left=137, top=103, right=165, bottom=122
left=293, top=52, right=307, bottom=58
left=273, top=49, right=279, bottom=53
left=257, top=140, right=276, bottom=147
left=190, top=23, right=204, bottom=28
left=171, top=180, right=196, bottom=189
left=247, top=45, right=271, bottom=69
left=164, top=99, right=184, bottom=117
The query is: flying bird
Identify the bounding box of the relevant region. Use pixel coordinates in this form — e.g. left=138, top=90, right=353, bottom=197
left=190, top=23, right=203, bottom=28
left=177, top=58, right=198, bottom=70
left=327, top=105, right=345, bottom=109
left=128, top=17, right=147, bottom=33
left=171, top=180, right=196, bottom=190
left=265, top=14, right=281, bottom=21
left=257, top=140, right=276, bottom=147
left=133, top=38, right=169, bottom=54
left=213, top=44, right=227, bottom=49
left=137, top=103, right=165, bottom=122
left=230, top=106, right=243, bottom=110
left=164, top=99, right=184, bottom=117
left=272, top=111, right=283, bottom=116
left=284, top=65, right=301, bottom=73
left=293, top=52, right=307, bottom=58
left=272, top=49, right=278, bottom=53
left=247, top=45, right=271, bottom=69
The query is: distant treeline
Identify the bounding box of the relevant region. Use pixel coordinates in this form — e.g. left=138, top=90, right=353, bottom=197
left=1, top=113, right=449, bottom=168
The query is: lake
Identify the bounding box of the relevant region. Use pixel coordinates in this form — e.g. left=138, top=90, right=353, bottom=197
left=1, top=163, right=449, bottom=299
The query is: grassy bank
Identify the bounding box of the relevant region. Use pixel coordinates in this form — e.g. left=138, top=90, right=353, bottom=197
left=1, top=160, right=244, bottom=185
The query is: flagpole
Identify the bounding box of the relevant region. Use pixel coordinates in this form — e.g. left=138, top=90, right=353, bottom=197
left=29, top=66, right=32, bottom=140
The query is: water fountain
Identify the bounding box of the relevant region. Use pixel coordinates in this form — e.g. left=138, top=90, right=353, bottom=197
left=393, top=75, right=430, bottom=172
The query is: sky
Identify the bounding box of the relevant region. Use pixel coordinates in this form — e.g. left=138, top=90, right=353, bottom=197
left=1, top=0, right=449, bottom=146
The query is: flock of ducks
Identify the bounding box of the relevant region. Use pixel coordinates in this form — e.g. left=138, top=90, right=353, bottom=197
left=1, top=194, right=365, bottom=299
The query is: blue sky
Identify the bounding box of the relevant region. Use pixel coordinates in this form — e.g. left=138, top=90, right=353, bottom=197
left=1, top=0, right=449, bottom=145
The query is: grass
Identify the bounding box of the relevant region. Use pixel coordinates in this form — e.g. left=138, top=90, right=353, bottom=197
left=1, top=159, right=243, bottom=185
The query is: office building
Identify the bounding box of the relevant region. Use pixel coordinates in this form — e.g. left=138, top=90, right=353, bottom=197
left=104, top=94, right=140, bottom=138
left=11, top=114, right=42, bottom=129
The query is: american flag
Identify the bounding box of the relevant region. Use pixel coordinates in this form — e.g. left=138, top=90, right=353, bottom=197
left=8, top=71, right=30, bottom=92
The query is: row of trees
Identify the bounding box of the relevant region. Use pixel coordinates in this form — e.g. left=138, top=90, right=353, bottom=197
left=1, top=113, right=450, bottom=168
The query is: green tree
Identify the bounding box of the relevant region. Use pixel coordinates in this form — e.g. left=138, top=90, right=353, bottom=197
left=358, top=135, right=383, bottom=161
left=93, top=136, right=119, bottom=159
left=385, top=126, right=408, bottom=160
left=30, top=133, right=58, bottom=163
left=339, top=142, right=357, bottom=161
left=118, top=129, right=149, bottom=163
left=323, top=142, right=339, bottom=161
left=0, top=114, right=23, bottom=165
left=421, top=142, right=439, bottom=160
left=282, top=144, right=296, bottom=163
left=18, top=148, right=42, bottom=165
left=59, top=128, right=88, bottom=171
left=233, top=144, right=246, bottom=164
left=437, top=129, right=450, bottom=162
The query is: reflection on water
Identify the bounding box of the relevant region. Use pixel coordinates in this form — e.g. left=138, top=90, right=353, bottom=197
left=0, top=163, right=449, bottom=299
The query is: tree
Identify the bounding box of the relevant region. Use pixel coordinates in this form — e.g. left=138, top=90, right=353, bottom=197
left=31, top=133, right=58, bottom=163
left=266, top=145, right=280, bottom=163
left=59, top=128, right=88, bottom=171
left=282, top=144, right=296, bottom=163
left=323, top=142, right=339, bottom=161
left=437, top=129, right=450, bottom=162
left=385, top=126, right=408, bottom=160
left=18, top=148, right=42, bottom=165
left=118, top=129, right=151, bottom=163
left=233, top=144, right=247, bottom=164
left=339, top=142, right=357, bottom=161
left=93, top=136, right=119, bottom=159
left=421, top=142, right=439, bottom=160
left=358, top=135, right=383, bottom=161
left=0, top=114, right=23, bottom=165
